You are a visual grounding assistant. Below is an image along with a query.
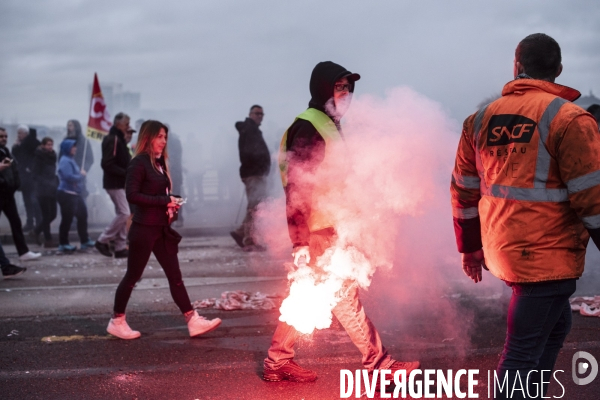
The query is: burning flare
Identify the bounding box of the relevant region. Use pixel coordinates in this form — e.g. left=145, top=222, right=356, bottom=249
left=279, top=246, right=373, bottom=335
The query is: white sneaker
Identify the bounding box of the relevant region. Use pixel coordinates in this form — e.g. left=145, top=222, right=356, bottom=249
left=187, top=312, right=221, bottom=337
left=107, top=315, right=141, bottom=340
left=19, top=251, right=41, bottom=261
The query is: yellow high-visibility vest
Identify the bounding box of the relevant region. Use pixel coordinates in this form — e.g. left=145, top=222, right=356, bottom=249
left=278, top=108, right=342, bottom=232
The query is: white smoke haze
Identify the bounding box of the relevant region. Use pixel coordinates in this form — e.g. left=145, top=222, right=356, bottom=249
left=255, top=86, right=500, bottom=337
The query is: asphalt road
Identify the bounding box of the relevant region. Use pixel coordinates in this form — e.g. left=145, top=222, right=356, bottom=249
left=1, top=236, right=599, bottom=399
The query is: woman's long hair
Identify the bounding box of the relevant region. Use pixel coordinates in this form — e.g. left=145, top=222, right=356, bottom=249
left=134, top=120, right=171, bottom=184
left=67, top=119, right=82, bottom=138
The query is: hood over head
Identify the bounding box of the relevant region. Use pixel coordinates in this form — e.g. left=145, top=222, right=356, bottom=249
left=308, top=61, right=360, bottom=113
left=60, top=139, right=77, bottom=157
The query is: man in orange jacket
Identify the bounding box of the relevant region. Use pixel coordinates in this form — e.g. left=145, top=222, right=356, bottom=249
left=451, top=33, right=600, bottom=399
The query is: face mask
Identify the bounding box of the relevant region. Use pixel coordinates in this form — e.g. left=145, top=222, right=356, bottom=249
left=325, top=93, right=353, bottom=119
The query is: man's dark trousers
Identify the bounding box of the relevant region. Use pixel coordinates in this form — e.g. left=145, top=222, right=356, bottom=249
left=495, top=278, right=576, bottom=399
left=0, top=195, right=29, bottom=255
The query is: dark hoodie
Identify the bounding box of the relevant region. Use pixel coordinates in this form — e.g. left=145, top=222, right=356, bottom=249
left=12, top=128, right=40, bottom=190
left=235, top=118, right=271, bottom=179
left=32, top=145, right=59, bottom=197
left=284, top=61, right=360, bottom=247
left=101, top=125, right=132, bottom=189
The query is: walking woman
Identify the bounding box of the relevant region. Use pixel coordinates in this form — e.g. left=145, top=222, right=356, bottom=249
left=107, top=120, right=221, bottom=339
left=56, top=140, right=95, bottom=252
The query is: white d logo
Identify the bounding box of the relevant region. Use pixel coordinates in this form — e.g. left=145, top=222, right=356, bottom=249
left=572, top=351, right=598, bottom=385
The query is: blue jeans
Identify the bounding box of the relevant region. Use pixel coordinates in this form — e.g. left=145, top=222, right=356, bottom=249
left=495, top=279, right=576, bottom=399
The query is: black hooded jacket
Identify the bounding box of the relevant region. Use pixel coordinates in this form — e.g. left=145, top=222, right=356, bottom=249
left=236, top=118, right=271, bottom=179
left=284, top=61, right=359, bottom=247
left=12, top=128, right=40, bottom=189
left=32, top=147, right=59, bottom=197
left=101, top=126, right=132, bottom=189
left=0, top=146, right=20, bottom=194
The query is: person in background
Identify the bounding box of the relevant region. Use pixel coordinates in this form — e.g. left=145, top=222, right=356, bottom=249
left=230, top=105, right=271, bottom=251
left=124, top=127, right=135, bottom=156
left=12, top=124, right=41, bottom=232
left=95, top=112, right=132, bottom=258
left=167, top=127, right=184, bottom=227
left=107, top=120, right=221, bottom=339
left=32, top=137, right=59, bottom=248
left=0, top=127, right=41, bottom=262
left=56, top=140, right=95, bottom=253
left=61, top=120, right=94, bottom=199
left=587, top=104, right=600, bottom=129
left=0, top=241, right=26, bottom=279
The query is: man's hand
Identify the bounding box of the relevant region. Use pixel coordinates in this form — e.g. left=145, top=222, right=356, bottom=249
left=461, top=249, right=486, bottom=283
left=292, top=246, right=310, bottom=267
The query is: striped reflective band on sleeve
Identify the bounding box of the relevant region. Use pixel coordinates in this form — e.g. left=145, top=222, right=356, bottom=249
left=566, top=170, right=600, bottom=194
left=581, top=214, right=600, bottom=229
left=534, top=97, right=567, bottom=188
left=452, top=172, right=480, bottom=189
left=473, top=105, right=489, bottom=192
left=483, top=185, right=569, bottom=202
left=452, top=207, right=479, bottom=219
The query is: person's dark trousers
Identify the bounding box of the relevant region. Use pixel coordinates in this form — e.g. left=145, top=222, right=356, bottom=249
left=0, top=194, right=29, bottom=256
left=56, top=191, right=90, bottom=245
left=35, top=195, right=57, bottom=242
left=20, top=183, right=42, bottom=230
left=113, top=222, right=193, bottom=314
left=494, top=278, right=576, bottom=400
left=0, top=241, right=11, bottom=266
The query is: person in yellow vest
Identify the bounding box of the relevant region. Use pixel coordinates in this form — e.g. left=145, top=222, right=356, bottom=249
left=451, top=33, right=600, bottom=398
left=263, top=61, right=420, bottom=383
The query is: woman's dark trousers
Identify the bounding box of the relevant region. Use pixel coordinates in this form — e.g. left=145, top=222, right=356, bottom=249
left=113, top=222, right=192, bottom=314
left=57, top=191, right=89, bottom=245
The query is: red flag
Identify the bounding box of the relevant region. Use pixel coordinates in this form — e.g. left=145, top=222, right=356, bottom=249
left=86, top=73, right=112, bottom=140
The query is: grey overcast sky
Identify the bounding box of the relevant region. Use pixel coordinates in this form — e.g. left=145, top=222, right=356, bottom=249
left=1, top=0, right=599, bottom=135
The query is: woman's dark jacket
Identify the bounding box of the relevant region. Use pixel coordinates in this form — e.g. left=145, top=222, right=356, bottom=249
left=126, top=153, right=172, bottom=226
left=32, top=147, right=59, bottom=197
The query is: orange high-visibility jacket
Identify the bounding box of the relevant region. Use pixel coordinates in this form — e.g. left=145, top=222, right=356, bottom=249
left=451, top=78, right=600, bottom=283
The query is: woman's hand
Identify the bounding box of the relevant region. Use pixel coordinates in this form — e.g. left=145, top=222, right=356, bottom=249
left=167, top=196, right=182, bottom=209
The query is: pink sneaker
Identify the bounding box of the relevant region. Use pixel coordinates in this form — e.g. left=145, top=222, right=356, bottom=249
left=107, top=315, right=141, bottom=340
left=187, top=312, right=221, bottom=337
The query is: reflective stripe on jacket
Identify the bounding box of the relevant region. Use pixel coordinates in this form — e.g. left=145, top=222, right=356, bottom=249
left=451, top=78, right=600, bottom=282
left=279, top=108, right=342, bottom=232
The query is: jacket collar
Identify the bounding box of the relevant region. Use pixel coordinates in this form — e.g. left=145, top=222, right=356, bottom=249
left=502, top=78, right=581, bottom=102
left=109, top=125, right=125, bottom=140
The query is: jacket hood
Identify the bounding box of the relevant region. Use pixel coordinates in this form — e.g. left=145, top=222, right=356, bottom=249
left=60, top=139, right=76, bottom=157
left=235, top=118, right=257, bottom=134
left=502, top=78, right=581, bottom=102
left=308, top=61, right=360, bottom=111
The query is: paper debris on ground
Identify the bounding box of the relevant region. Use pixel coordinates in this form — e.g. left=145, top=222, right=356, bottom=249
left=193, top=290, right=279, bottom=311
left=569, top=296, right=600, bottom=317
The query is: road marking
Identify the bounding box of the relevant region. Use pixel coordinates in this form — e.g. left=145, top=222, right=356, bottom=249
left=41, top=335, right=115, bottom=342
left=1, top=276, right=285, bottom=292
